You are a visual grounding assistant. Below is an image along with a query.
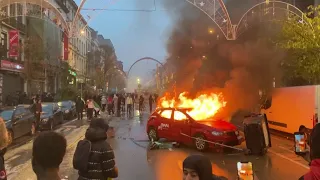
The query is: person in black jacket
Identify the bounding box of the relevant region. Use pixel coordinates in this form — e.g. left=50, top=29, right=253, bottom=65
left=0, top=118, right=8, bottom=180
left=78, top=118, right=118, bottom=180
left=32, top=131, right=67, bottom=180
left=76, top=96, right=85, bottom=120
left=299, top=123, right=320, bottom=180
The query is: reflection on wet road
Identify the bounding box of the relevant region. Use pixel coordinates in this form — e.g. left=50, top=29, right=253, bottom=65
left=4, top=110, right=310, bottom=180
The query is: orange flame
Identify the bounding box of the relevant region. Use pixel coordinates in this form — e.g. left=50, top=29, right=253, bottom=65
left=159, top=92, right=227, bottom=121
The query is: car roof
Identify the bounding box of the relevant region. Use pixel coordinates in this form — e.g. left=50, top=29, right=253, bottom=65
left=42, top=102, right=55, bottom=106
left=0, top=106, right=15, bottom=111
left=0, top=105, right=29, bottom=111
left=156, top=107, right=193, bottom=112
left=17, top=104, right=31, bottom=108
left=58, top=100, right=72, bottom=103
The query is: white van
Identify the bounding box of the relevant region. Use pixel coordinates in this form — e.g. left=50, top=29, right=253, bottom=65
left=261, top=85, right=319, bottom=134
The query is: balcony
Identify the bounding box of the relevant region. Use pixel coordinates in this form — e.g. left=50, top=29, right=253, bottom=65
left=55, top=0, right=70, bottom=14
left=2, top=18, right=27, bottom=33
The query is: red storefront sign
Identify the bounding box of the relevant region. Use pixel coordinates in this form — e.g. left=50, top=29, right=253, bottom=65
left=0, top=60, right=24, bottom=72
left=63, top=31, right=68, bottom=60
left=9, top=30, right=19, bottom=57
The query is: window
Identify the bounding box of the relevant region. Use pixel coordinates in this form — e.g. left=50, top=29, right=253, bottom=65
left=9, top=4, right=15, bottom=16
left=0, top=32, right=7, bottom=57
left=174, top=111, right=188, bottom=120
left=14, top=108, right=24, bottom=117
left=160, top=110, right=172, bottom=119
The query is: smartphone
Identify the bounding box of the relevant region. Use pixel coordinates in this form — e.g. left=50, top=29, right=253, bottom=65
left=294, top=132, right=307, bottom=155
left=237, top=161, right=254, bottom=180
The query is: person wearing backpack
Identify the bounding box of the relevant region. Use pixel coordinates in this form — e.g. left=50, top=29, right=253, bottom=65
left=73, top=118, right=118, bottom=180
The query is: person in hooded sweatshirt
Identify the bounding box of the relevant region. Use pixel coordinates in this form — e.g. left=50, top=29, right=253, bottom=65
left=0, top=118, right=8, bottom=180
left=78, top=118, right=118, bottom=180
left=32, top=131, right=67, bottom=180
left=299, top=123, right=320, bottom=180
left=183, top=154, right=227, bottom=180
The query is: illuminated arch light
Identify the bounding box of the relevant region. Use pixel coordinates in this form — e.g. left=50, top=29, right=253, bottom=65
left=127, top=57, right=164, bottom=77
left=186, top=0, right=233, bottom=40
left=235, top=1, right=312, bottom=39
left=0, top=0, right=69, bottom=33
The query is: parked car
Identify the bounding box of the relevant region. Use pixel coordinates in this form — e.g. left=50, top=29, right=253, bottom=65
left=58, top=101, right=76, bottom=120
left=1, top=106, right=36, bottom=145
left=146, top=107, right=244, bottom=151
left=38, top=103, right=63, bottom=130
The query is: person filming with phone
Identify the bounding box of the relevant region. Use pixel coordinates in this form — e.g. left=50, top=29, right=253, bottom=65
left=299, top=123, right=320, bottom=180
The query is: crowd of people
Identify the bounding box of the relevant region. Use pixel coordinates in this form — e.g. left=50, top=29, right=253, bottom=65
left=77, top=93, right=159, bottom=121
left=4, top=92, right=55, bottom=106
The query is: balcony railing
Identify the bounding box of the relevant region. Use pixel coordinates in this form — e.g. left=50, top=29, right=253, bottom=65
left=2, top=18, right=27, bottom=33
left=55, top=0, right=70, bottom=14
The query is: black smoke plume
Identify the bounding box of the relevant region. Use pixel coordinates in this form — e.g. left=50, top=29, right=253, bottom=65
left=163, top=0, right=285, bottom=119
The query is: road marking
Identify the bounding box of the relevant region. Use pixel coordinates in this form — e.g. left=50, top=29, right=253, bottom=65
left=268, top=149, right=309, bottom=169
left=278, top=145, right=294, bottom=153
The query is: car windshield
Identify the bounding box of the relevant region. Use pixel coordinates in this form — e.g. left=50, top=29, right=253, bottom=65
left=58, top=101, right=71, bottom=108
left=0, top=110, right=14, bottom=121
left=42, top=104, right=53, bottom=114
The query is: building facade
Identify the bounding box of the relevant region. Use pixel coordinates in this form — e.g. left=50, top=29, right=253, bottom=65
left=0, top=4, right=26, bottom=105
left=0, top=0, right=123, bottom=104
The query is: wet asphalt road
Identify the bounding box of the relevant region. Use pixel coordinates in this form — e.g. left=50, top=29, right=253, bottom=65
left=4, top=110, right=310, bottom=180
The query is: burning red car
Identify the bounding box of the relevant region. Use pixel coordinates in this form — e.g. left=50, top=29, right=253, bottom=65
left=146, top=107, right=244, bottom=151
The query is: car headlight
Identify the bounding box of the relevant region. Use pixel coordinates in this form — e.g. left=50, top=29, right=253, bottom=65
left=212, top=131, right=224, bottom=136
left=65, top=110, right=69, bottom=113
left=42, top=118, right=49, bottom=122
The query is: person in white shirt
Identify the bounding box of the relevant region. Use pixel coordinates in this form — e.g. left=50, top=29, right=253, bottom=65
left=113, top=94, right=119, bottom=116
left=126, top=94, right=133, bottom=115
left=101, top=96, right=107, bottom=112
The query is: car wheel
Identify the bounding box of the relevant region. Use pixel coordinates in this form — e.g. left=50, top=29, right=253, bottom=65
left=7, top=130, right=14, bottom=145
left=148, top=127, right=159, bottom=141
left=49, top=120, right=54, bottom=130
left=194, top=134, right=207, bottom=151
left=30, top=123, right=36, bottom=136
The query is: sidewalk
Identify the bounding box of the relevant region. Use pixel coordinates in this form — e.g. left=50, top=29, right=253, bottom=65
left=8, top=125, right=88, bottom=180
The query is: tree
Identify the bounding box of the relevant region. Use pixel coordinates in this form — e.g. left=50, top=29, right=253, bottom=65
left=276, top=5, right=320, bottom=85
left=93, top=68, right=106, bottom=90
left=22, top=36, right=47, bottom=80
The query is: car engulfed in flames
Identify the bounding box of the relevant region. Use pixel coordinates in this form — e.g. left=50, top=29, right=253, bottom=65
left=147, top=91, right=243, bottom=151
left=158, top=91, right=227, bottom=121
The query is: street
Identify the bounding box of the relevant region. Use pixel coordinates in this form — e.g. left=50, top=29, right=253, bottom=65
left=4, top=110, right=310, bottom=180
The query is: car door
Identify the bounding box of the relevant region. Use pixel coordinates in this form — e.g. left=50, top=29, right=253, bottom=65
left=71, top=101, right=76, bottom=114
left=12, top=108, right=25, bottom=138
left=24, top=107, right=35, bottom=132
left=52, top=104, right=60, bottom=125
left=157, top=109, right=173, bottom=139
left=19, top=108, right=32, bottom=135
left=170, top=110, right=192, bottom=144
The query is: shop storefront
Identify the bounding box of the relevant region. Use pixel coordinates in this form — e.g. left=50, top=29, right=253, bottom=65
left=0, top=60, right=24, bottom=105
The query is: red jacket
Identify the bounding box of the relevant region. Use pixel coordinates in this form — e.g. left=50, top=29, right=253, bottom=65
left=301, top=159, right=320, bottom=180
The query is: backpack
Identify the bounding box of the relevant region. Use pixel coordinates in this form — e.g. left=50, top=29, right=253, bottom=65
left=73, top=139, right=91, bottom=172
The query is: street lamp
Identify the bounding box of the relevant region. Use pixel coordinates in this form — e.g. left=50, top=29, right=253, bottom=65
left=208, top=28, right=214, bottom=34
left=80, top=30, right=85, bottom=34
left=137, top=78, right=140, bottom=84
